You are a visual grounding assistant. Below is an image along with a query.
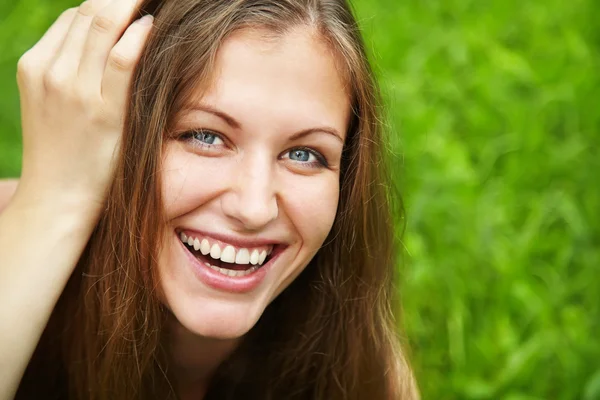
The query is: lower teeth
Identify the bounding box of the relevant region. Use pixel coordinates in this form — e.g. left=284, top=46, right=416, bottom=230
left=204, top=262, right=258, bottom=277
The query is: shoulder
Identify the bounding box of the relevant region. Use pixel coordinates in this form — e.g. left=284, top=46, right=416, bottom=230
left=0, top=178, right=19, bottom=213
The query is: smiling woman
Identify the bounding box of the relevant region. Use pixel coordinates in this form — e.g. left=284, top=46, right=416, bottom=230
left=159, top=27, right=349, bottom=341
left=0, top=0, right=417, bottom=399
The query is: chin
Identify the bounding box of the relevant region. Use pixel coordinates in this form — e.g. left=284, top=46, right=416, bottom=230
left=167, top=294, right=266, bottom=340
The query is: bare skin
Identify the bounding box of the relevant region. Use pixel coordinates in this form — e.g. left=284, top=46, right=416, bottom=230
left=0, top=180, right=17, bottom=214
left=167, top=314, right=240, bottom=400
left=0, top=0, right=153, bottom=397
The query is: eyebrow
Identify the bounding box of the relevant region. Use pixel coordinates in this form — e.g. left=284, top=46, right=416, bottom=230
left=183, top=103, right=345, bottom=144
left=288, top=127, right=344, bottom=144
left=184, top=104, right=241, bottom=130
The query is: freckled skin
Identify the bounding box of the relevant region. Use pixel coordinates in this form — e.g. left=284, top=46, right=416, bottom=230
left=158, top=27, right=350, bottom=340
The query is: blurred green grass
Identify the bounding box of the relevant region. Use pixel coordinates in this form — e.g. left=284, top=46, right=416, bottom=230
left=1, top=1, right=598, bottom=399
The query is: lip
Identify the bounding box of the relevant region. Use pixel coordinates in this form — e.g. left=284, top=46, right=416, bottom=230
left=176, top=230, right=282, bottom=293
left=178, top=228, right=281, bottom=249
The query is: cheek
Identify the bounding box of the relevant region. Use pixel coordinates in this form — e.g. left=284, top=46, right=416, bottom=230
left=282, top=175, right=339, bottom=247
left=160, top=146, right=231, bottom=221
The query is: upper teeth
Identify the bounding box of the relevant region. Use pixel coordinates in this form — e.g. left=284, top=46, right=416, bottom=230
left=180, top=232, right=271, bottom=266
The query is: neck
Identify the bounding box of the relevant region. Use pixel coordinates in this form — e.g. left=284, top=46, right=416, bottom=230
left=167, top=317, right=240, bottom=399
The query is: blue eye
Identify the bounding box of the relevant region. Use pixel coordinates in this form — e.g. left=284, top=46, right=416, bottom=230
left=282, top=147, right=328, bottom=168
left=289, top=149, right=311, bottom=162
left=192, top=130, right=223, bottom=145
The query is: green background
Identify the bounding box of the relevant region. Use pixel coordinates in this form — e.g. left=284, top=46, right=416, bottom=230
left=1, top=1, right=598, bottom=399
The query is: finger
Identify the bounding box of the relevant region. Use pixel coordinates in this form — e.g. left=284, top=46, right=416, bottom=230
left=52, top=0, right=111, bottom=72
left=101, top=15, right=153, bottom=110
left=78, top=0, right=145, bottom=91
left=25, top=8, right=78, bottom=68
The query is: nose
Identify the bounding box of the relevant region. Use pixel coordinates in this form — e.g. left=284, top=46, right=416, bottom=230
left=221, top=152, right=279, bottom=231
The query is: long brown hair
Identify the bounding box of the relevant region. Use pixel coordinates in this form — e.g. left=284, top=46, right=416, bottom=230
left=17, top=1, right=417, bottom=399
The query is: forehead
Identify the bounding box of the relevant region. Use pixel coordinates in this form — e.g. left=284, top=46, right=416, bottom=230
left=184, top=27, right=351, bottom=137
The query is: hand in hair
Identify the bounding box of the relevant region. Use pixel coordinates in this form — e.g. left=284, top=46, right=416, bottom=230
left=0, top=1, right=153, bottom=398
left=15, top=0, right=153, bottom=213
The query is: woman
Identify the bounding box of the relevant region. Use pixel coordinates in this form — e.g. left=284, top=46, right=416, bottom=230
left=0, top=0, right=417, bottom=398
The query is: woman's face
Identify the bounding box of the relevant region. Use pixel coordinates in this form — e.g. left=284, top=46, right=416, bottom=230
left=158, top=27, right=350, bottom=339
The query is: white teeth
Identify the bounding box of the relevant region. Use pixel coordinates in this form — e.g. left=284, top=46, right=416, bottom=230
left=208, top=263, right=256, bottom=276
left=235, top=248, right=250, bottom=264
left=180, top=232, right=273, bottom=268
left=210, top=243, right=221, bottom=259
left=221, top=245, right=236, bottom=263
left=258, top=250, right=267, bottom=265
left=200, top=239, right=210, bottom=255
left=250, top=249, right=259, bottom=265
left=206, top=264, right=259, bottom=277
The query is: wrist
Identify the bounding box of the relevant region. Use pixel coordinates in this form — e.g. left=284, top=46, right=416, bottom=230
left=11, top=179, right=106, bottom=217
left=8, top=185, right=104, bottom=228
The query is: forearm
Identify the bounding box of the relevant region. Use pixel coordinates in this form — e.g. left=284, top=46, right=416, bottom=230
left=0, top=196, right=98, bottom=399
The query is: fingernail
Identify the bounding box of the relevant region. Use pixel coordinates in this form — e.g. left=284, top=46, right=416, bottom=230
left=138, top=14, right=154, bottom=25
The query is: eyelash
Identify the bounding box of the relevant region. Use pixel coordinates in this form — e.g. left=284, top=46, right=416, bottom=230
left=178, top=129, right=329, bottom=169
left=179, top=129, right=225, bottom=148
left=282, top=146, right=329, bottom=168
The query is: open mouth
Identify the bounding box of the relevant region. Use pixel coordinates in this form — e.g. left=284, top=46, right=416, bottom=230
left=178, top=231, right=277, bottom=278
